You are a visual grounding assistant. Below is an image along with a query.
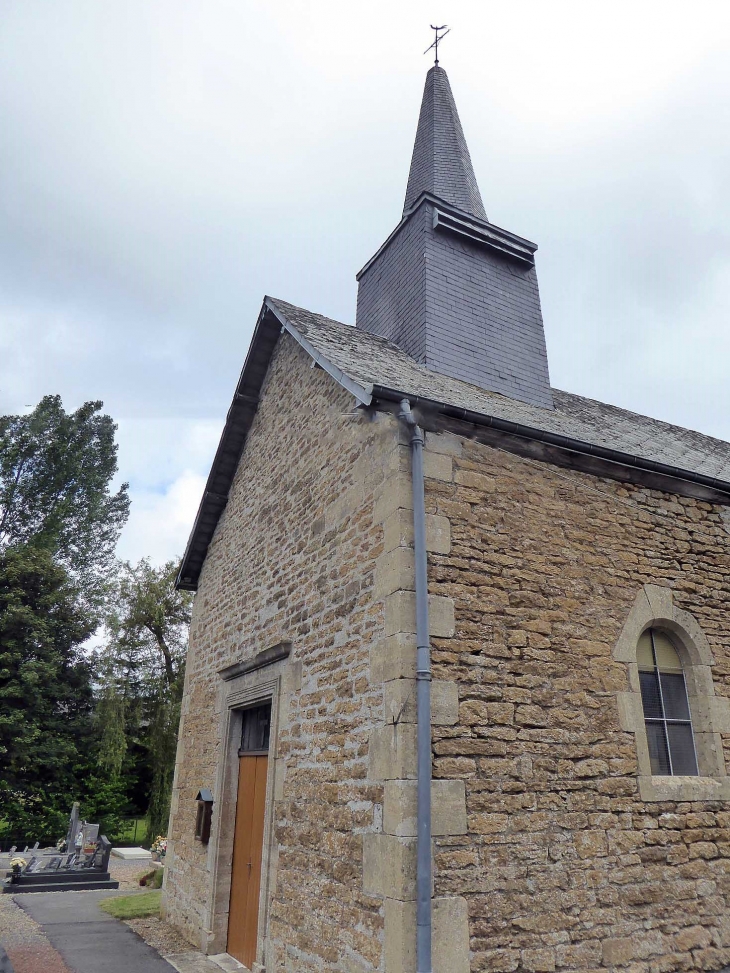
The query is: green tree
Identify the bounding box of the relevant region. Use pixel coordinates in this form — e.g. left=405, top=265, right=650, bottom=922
left=0, top=547, right=96, bottom=838
left=0, top=396, right=130, bottom=612
left=145, top=688, right=183, bottom=841
left=96, top=681, right=127, bottom=778
left=100, top=559, right=192, bottom=839
left=110, top=559, right=191, bottom=688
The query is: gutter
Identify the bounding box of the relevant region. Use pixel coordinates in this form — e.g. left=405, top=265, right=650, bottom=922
left=398, top=399, right=433, bottom=973
left=374, top=386, right=730, bottom=499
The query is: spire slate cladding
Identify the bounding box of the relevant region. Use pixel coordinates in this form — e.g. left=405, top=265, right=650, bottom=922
left=356, top=66, right=554, bottom=410
left=403, top=66, right=487, bottom=220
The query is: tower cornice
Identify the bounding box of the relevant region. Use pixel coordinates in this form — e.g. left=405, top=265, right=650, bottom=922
left=356, top=192, right=537, bottom=281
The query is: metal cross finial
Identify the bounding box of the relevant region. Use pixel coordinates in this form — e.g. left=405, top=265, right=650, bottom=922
left=424, top=24, right=450, bottom=66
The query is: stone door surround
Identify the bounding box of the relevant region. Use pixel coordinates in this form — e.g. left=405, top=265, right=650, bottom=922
left=204, top=641, right=301, bottom=970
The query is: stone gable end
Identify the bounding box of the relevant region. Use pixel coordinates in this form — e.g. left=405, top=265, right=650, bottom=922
left=165, top=335, right=394, bottom=965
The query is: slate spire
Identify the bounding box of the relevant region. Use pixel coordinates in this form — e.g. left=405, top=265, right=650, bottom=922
left=356, top=66, right=554, bottom=411
left=403, top=65, right=487, bottom=220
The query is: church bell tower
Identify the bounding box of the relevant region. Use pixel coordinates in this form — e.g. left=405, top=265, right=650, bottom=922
left=356, top=65, right=553, bottom=410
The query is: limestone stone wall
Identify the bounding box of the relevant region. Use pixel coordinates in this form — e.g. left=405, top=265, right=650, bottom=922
left=165, top=346, right=730, bottom=973
left=165, top=337, right=399, bottom=971
left=423, top=429, right=730, bottom=973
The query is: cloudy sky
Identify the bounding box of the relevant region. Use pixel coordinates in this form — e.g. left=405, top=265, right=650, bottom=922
left=2, top=1, right=730, bottom=566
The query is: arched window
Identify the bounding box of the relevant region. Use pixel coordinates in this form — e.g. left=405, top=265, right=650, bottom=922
left=638, top=629, right=698, bottom=776
left=614, top=585, right=730, bottom=801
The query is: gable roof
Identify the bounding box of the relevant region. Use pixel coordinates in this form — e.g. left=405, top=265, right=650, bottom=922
left=177, top=296, right=730, bottom=590
left=277, top=298, right=730, bottom=483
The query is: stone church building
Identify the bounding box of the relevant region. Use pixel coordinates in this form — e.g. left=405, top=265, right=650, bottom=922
left=164, top=64, right=730, bottom=973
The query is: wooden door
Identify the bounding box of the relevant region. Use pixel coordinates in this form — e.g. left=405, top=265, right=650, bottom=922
left=227, top=753, right=268, bottom=967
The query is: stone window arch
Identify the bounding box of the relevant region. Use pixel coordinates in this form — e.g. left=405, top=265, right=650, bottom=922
left=614, top=584, right=730, bottom=802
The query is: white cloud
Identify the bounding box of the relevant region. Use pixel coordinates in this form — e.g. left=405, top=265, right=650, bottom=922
left=114, top=417, right=221, bottom=491
left=2, top=0, right=730, bottom=527
left=116, top=469, right=207, bottom=567
left=112, top=418, right=221, bottom=565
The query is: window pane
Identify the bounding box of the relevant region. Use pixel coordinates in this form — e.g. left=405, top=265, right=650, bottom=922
left=637, top=631, right=654, bottom=668
left=640, top=670, right=663, bottom=719
left=646, top=721, right=671, bottom=775
left=653, top=631, right=681, bottom=671
left=241, top=704, right=272, bottom=752
left=660, top=672, right=691, bottom=721
left=667, top=723, right=698, bottom=776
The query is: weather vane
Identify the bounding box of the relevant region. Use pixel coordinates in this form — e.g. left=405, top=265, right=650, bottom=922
left=424, top=24, right=450, bottom=66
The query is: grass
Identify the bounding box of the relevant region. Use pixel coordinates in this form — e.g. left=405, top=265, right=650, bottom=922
left=112, top=816, right=149, bottom=846
left=99, top=889, right=162, bottom=920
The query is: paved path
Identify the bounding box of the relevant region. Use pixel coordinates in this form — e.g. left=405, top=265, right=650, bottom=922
left=16, top=891, right=174, bottom=973
left=0, top=891, right=72, bottom=973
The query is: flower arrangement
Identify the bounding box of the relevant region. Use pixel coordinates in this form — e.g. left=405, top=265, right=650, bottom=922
left=150, top=835, right=167, bottom=856
left=9, top=857, right=27, bottom=882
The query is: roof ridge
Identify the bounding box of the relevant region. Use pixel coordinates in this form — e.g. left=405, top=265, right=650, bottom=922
left=178, top=297, right=730, bottom=590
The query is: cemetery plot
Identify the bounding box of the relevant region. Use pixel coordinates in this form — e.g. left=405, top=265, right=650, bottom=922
left=2, top=804, right=120, bottom=894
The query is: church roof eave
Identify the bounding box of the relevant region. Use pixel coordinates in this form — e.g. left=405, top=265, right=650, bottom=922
left=264, top=298, right=373, bottom=407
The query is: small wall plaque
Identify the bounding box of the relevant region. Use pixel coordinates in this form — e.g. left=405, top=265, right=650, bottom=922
left=195, top=789, right=214, bottom=844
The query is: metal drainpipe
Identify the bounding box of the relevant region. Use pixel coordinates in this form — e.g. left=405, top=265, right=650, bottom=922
left=398, top=398, right=433, bottom=973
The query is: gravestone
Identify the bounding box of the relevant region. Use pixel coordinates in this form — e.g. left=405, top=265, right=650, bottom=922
left=64, top=802, right=80, bottom=855
left=3, top=802, right=119, bottom=894
left=97, top=837, right=113, bottom=872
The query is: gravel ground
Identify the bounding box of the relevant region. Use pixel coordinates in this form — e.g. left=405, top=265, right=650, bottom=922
left=107, top=858, right=159, bottom=891
left=0, top=894, right=72, bottom=973
left=125, top=917, right=195, bottom=956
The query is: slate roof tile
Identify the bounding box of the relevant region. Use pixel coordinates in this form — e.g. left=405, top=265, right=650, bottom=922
left=403, top=66, right=486, bottom=220
left=269, top=297, right=730, bottom=483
